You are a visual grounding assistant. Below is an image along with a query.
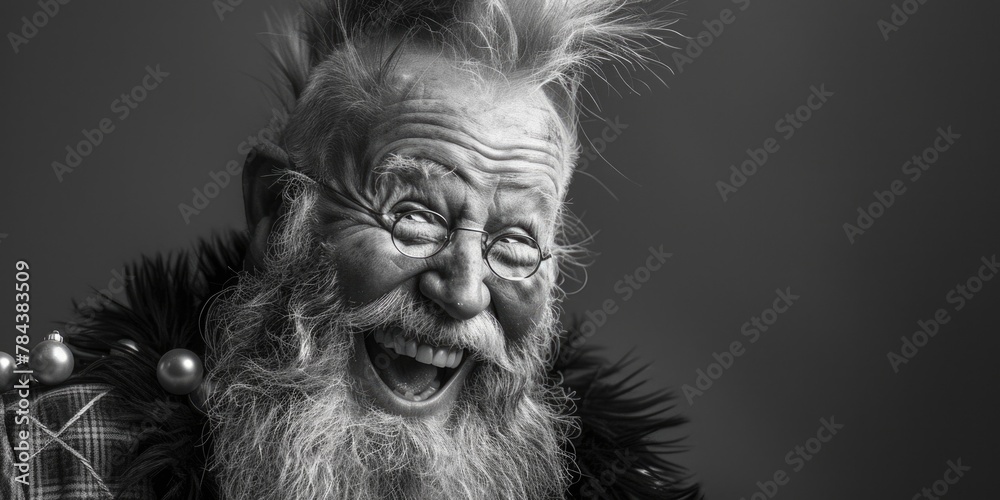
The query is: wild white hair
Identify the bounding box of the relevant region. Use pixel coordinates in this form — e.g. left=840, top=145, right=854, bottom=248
left=269, top=0, right=682, bottom=100
left=260, top=0, right=679, bottom=291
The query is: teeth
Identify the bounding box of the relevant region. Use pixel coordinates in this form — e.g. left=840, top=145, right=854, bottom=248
left=415, top=345, right=434, bottom=364
left=431, top=348, right=449, bottom=368
left=393, top=384, right=439, bottom=402
left=373, top=329, right=469, bottom=403
left=372, top=328, right=466, bottom=368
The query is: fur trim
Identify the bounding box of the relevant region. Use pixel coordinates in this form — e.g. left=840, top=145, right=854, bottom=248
left=63, top=233, right=245, bottom=499
left=554, top=338, right=702, bottom=499
left=62, top=232, right=700, bottom=499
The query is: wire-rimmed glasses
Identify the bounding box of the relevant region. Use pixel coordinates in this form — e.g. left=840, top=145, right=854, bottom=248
left=389, top=208, right=550, bottom=281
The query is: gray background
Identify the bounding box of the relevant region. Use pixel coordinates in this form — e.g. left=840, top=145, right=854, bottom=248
left=2, top=1, right=997, bottom=498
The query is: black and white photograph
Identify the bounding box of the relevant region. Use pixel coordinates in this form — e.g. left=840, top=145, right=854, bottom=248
left=1, top=1, right=996, bottom=498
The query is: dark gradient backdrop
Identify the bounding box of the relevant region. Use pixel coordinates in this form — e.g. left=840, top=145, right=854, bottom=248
left=2, top=1, right=997, bottom=498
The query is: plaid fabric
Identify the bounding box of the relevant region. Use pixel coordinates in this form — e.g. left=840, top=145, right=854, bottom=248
left=1, top=383, right=155, bottom=499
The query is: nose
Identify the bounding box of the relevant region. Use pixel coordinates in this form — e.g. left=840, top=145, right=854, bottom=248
left=418, top=230, right=492, bottom=320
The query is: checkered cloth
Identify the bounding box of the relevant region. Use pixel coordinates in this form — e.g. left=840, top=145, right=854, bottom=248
left=1, top=383, right=155, bottom=499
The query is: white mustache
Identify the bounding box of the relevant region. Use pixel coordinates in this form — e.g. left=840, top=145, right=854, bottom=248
left=329, top=286, right=519, bottom=374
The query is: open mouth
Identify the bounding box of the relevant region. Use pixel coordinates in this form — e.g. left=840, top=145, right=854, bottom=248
left=364, top=328, right=465, bottom=402
left=355, top=326, right=473, bottom=413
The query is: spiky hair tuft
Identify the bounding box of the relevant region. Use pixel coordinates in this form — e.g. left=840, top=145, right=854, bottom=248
left=268, top=0, right=682, bottom=102
left=263, top=0, right=682, bottom=196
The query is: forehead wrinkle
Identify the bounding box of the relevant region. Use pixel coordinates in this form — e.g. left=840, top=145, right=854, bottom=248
left=369, top=153, right=496, bottom=195
left=367, top=62, right=570, bottom=198
left=370, top=103, right=565, bottom=166
left=368, top=153, right=558, bottom=218
left=367, top=132, right=561, bottom=195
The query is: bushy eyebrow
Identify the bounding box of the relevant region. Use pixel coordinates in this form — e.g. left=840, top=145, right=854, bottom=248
left=368, top=153, right=559, bottom=218
left=366, top=155, right=453, bottom=204
left=370, top=154, right=456, bottom=181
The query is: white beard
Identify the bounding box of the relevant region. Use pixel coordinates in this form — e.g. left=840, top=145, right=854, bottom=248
left=204, top=179, right=573, bottom=499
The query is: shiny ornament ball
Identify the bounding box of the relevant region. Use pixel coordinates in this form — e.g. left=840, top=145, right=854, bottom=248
left=29, top=338, right=75, bottom=385
left=112, top=339, right=139, bottom=356
left=157, top=349, right=204, bottom=395
left=0, top=352, right=16, bottom=392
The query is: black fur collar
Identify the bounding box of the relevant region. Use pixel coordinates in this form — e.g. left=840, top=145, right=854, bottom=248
left=64, top=232, right=701, bottom=499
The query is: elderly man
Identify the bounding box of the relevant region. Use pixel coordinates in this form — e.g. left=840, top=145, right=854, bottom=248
left=1, top=1, right=700, bottom=498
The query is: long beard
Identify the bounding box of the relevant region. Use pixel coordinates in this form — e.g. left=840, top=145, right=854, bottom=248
left=204, top=179, right=573, bottom=499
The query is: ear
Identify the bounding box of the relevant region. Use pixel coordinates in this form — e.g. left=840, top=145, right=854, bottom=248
left=242, top=141, right=291, bottom=272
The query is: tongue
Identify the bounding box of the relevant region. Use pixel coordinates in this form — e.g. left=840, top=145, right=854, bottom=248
left=374, top=344, right=440, bottom=394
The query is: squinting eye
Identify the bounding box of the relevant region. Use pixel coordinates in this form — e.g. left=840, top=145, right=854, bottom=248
left=391, top=210, right=449, bottom=252
left=487, top=234, right=542, bottom=276
left=497, top=235, right=526, bottom=245
left=400, top=211, right=435, bottom=224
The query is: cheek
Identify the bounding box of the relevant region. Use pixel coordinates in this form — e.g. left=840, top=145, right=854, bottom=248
left=318, top=223, right=421, bottom=305
left=491, top=265, right=556, bottom=341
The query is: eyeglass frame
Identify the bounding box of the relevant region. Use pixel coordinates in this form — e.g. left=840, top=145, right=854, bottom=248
left=387, top=208, right=552, bottom=281
left=296, top=171, right=552, bottom=281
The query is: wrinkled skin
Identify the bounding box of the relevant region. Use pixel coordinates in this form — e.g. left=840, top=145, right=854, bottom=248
left=254, top=48, right=571, bottom=417
left=207, top=48, right=577, bottom=499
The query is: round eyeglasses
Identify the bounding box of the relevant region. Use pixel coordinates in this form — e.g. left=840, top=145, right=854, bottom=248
left=389, top=209, right=550, bottom=281
left=293, top=171, right=551, bottom=281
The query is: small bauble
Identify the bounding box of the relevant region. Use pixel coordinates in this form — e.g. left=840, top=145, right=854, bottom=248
left=0, top=352, right=16, bottom=392
left=157, top=348, right=204, bottom=395
left=29, top=331, right=74, bottom=385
